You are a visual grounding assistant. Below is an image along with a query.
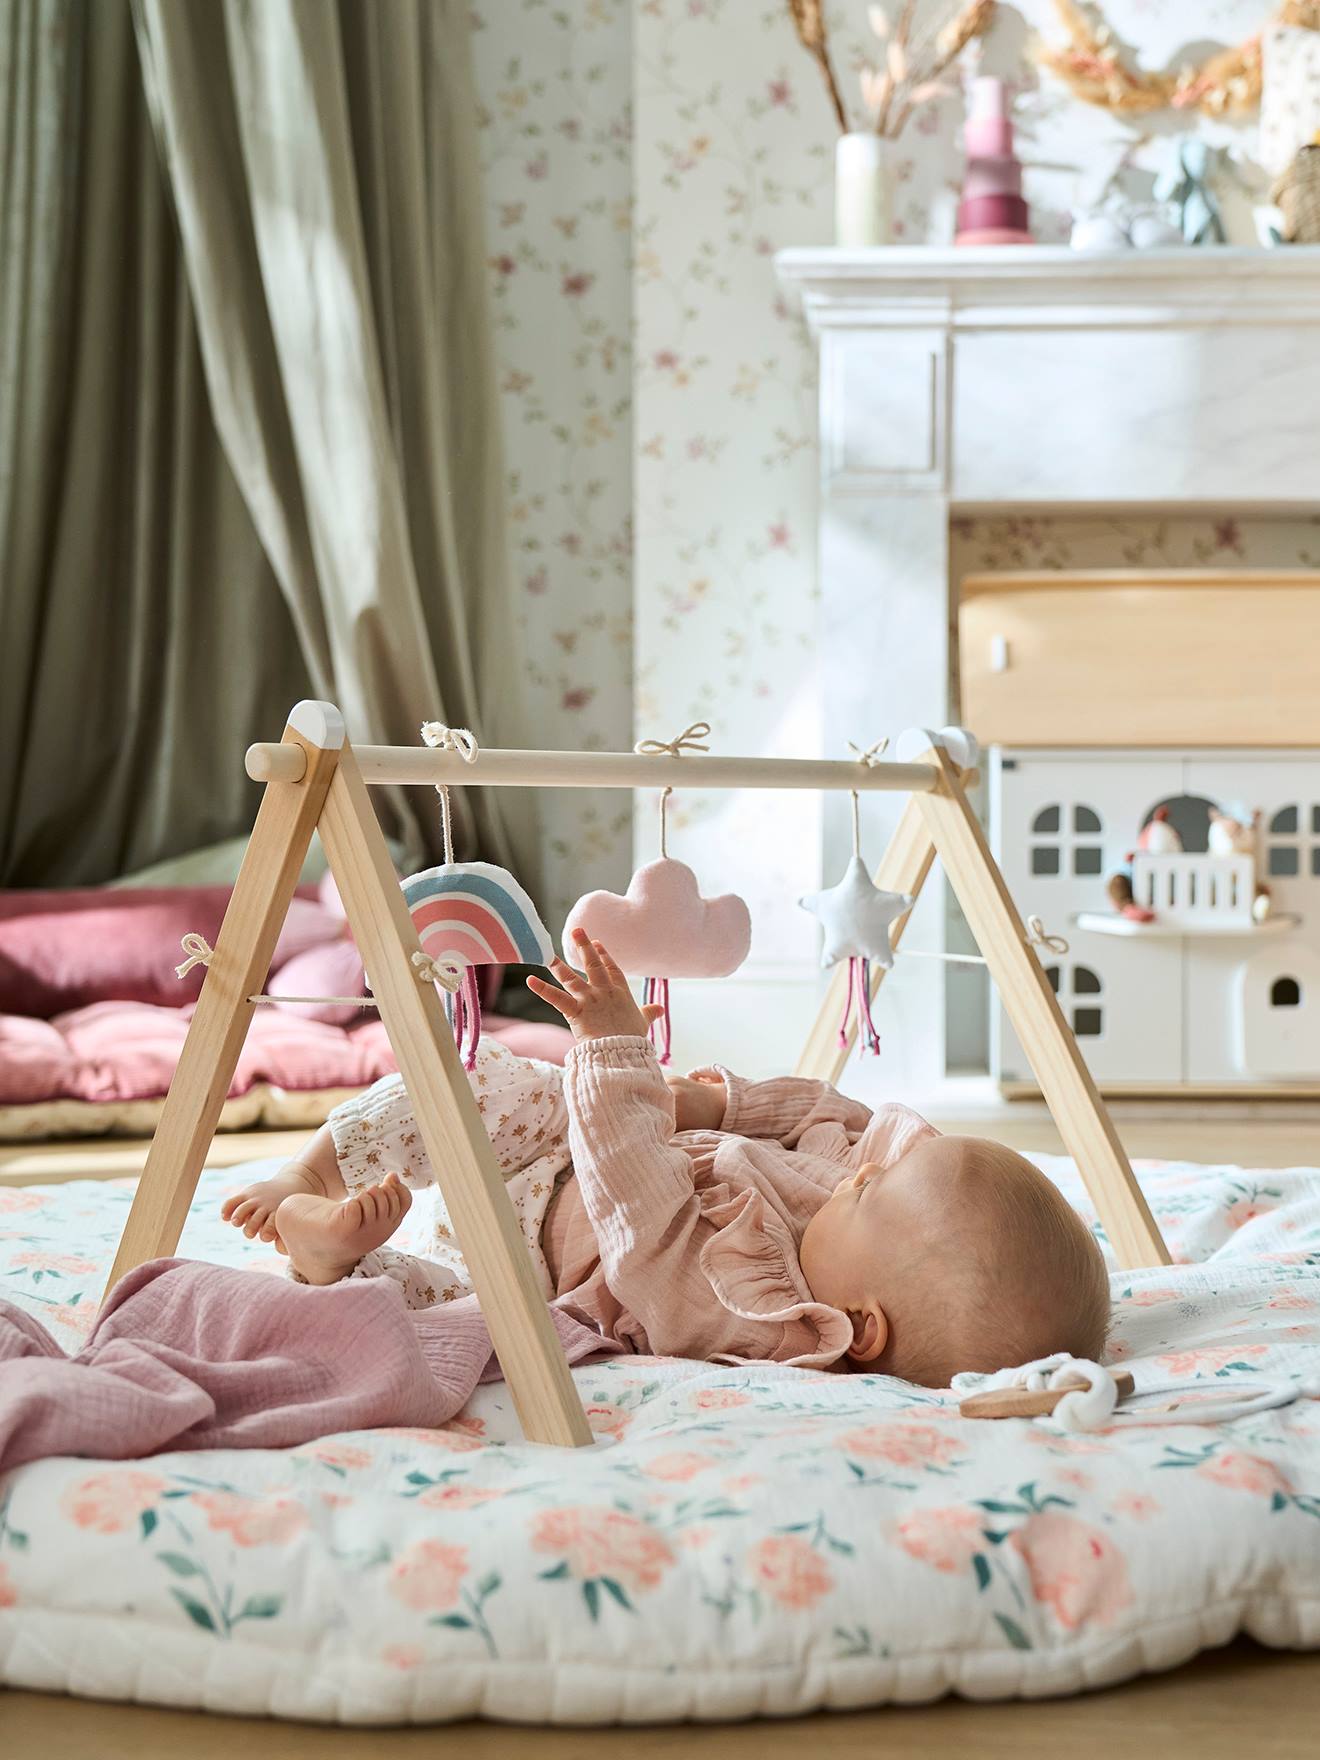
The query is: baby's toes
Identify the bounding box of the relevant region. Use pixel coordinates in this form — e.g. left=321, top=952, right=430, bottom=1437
left=242, top=1206, right=271, bottom=1238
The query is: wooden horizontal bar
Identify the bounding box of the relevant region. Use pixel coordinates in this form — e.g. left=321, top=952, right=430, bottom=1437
left=247, top=743, right=942, bottom=794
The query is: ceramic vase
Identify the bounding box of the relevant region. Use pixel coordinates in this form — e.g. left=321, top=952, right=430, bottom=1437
left=835, top=133, right=895, bottom=247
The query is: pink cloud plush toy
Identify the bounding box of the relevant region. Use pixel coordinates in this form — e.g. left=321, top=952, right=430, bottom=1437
left=563, top=859, right=751, bottom=979
left=563, top=858, right=751, bottom=1062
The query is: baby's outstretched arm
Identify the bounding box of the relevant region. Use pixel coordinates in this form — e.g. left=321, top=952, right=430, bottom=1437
left=529, top=932, right=743, bottom=1357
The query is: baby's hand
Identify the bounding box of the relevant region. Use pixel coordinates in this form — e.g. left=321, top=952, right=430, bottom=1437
left=664, top=1069, right=727, bottom=1132
left=527, top=930, right=664, bottom=1043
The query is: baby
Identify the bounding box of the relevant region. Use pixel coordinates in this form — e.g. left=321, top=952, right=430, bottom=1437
left=223, top=930, right=1109, bottom=1387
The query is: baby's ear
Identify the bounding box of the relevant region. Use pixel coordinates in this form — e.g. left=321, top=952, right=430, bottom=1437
left=847, top=1302, right=889, bottom=1364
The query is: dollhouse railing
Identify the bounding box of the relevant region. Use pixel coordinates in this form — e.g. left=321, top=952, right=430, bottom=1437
left=1131, top=854, right=1255, bottom=930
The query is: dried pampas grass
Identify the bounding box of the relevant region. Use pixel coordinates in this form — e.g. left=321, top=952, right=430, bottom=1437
left=789, top=0, right=996, bottom=138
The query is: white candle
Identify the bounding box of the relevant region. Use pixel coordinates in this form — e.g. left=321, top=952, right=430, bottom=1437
left=835, top=132, right=894, bottom=248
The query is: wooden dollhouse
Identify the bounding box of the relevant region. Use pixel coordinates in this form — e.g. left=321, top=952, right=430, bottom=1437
left=960, top=570, right=1320, bottom=1096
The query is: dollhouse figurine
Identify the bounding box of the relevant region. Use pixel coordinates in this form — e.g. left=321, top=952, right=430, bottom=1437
left=955, top=77, right=1033, bottom=246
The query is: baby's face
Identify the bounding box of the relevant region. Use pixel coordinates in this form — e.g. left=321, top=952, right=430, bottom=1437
left=799, top=1135, right=1110, bottom=1385
left=798, top=1152, right=933, bottom=1318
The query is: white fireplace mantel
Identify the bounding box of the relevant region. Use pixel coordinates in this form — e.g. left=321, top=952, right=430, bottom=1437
left=776, top=244, right=1320, bottom=1095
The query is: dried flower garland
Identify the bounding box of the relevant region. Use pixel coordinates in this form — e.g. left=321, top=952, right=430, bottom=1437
left=788, top=0, right=997, bottom=139
left=1036, top=0, right=1320, bottom=119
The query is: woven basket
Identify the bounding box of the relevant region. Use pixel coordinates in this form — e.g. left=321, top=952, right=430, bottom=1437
left=1271, top=144, right=1320, bottom=243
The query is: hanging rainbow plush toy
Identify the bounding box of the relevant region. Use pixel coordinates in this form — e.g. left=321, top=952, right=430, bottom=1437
left=406, top=723, right=554, bottom=1069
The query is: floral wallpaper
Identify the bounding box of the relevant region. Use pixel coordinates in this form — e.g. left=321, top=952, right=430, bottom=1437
left=469, top=0, right=635, bottom=928
left=473, top=1, right=1301, bottom=990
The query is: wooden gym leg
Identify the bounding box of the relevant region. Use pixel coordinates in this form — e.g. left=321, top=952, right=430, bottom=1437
left=103, top=703, right=345, bottom=1299
left=915, top=747, right=1171, bottom=1269
left=795, top=792, right=939, bottom=1082
left=318, top=745, right=593, bottom=1448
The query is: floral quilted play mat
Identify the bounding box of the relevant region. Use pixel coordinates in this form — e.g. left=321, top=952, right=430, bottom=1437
left=1, top=1154, right=1319, bottom=1724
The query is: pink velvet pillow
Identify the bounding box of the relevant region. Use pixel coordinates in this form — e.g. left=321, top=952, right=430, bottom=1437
left=265, top=937, right=369, bottom=1026
left=0, top=886, right=336, bottom=1017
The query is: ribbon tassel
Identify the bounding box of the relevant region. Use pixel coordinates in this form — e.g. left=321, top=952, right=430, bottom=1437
left=644, top=976, right=673, bottom=1065
left=837, top=956, right=881, bottom=1057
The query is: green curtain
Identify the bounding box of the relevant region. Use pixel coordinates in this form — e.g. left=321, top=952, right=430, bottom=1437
left=131, top=0, right=538, bottom=881
left=0, top=0, right=310, bottom=885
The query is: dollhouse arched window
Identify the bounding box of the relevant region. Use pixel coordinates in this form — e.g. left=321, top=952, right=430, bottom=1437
left=1045, top=963, right=1104, bottom=1037
left=1030, top=804, right=1103, bottom=879
left=1271, top=976, right=1302, bottom=1007
left=1264, top=805, right=1320, bottom=877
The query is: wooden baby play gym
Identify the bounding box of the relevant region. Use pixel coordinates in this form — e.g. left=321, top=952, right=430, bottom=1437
left=105, top=701, right=1170, bottom=1448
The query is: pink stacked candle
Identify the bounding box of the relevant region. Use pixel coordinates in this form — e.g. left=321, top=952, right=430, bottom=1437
left=956, top=77, right=1032, bottom=246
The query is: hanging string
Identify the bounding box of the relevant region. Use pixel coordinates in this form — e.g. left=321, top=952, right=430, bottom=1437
left=418, top=720, right=488, bottom=1066
left=846, top=735, right=888, bottom=862
left=420, top=721, right=479, bottom=866
left=633, top=723, right=708, bottom=1063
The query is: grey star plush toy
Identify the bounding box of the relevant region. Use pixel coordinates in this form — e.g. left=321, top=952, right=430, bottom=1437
left=799, top=856, right=912, bottom=971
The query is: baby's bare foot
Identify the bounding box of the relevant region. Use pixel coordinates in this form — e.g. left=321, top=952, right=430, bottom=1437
left=276, top=1174, right=412, bottom=1287
left=221, top=1161, right=325, bottom=1245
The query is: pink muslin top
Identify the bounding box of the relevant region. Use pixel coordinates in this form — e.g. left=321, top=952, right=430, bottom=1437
left=329, top=1034, right=938, bottom=1369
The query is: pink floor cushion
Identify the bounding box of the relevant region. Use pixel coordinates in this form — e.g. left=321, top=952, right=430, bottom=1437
left=0, top=886, right=335, bottom=1015
left=0, top=1004, right=570, bottom=1107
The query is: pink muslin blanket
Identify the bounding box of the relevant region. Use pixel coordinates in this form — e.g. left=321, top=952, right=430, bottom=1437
left=0, top=1259, right=612, bottom=1472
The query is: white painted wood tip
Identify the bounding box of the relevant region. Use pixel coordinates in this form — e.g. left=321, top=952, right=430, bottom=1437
left=245, top=744, right=307, bottom=784
left=288, top=700, right=346, bottom=750
left=894, top=726, right=979, bottom=770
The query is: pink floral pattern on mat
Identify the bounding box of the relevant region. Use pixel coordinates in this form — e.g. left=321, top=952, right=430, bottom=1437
left=1, top=1152, right=1319, bottom=1710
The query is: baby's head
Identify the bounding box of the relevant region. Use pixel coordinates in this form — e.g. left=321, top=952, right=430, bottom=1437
left=799, top=1134, right=1108, bottom=1387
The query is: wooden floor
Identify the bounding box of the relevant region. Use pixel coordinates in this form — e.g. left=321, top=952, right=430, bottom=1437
left=3, top=1096, right=1318, bottom=1188
left=7, top=1641, right=1320, bottom=1759
left=5, top=1102, right=1319, bottom=1751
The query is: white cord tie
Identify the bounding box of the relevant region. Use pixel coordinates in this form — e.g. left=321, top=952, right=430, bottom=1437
left=411, top=950, right=463, bottom=994
left=1007, top=1354, right=1117, bottom=1432
left=847, top=737, right=890, bottom=767
left=634, top=722, right=711, bottom=759
left=419, top=722, right=478, bottom=762
left=1026, top=915, right=1070, bottom=956
left=175, top=933, right=215, bottom=979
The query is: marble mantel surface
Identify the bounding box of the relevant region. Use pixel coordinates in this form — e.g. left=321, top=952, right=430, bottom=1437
left=776, top=245, right=1320, bottom=509
left=776, top=245, right=1320, bottom=327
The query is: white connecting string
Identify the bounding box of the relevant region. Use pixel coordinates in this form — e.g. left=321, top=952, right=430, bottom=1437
left=420, top=721, right=479, bottom=866
left=173, top=934, right=462, bottom=1004
left=635, top=722, right=711, bottom=858
left=953, top=1352, right=1320, bottom=1432
left=901, top=915, right=1070, bottom=967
